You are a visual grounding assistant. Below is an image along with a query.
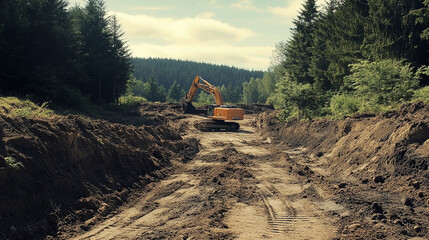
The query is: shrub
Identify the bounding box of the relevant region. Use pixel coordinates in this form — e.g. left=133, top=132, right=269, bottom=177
left=344, top=59, right=419, bottom=106
left=330, top=94, right=362, bottom=118
left=4, top=156, right=24, bottom=170
left=118, top=94, right=147, bottom=106
left=413, top=86, right=429, bottom=103
left=268, top=75, right=324, bottom=121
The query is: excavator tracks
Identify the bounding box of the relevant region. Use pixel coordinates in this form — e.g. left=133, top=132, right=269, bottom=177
left=194, top=120, right=240, bottom=132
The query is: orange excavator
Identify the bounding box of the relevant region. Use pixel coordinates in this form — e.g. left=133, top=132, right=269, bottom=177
left=182, top=75, right=244, bottom=131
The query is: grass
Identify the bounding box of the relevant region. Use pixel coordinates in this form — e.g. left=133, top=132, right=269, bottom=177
left=0, top=97, right=54, bottom=118
left=4, top=156, right=24, bottom=170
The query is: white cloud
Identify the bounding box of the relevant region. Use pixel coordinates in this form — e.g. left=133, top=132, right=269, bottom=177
left=111, top=11, right=254, bottom=44
left=129, top=6, right=171, bottom=11
left=196, top=12, right=215, bottom=19
left=268, top=0, right=326, bottom=19
left=109, top=11, right=270, bottom=70
left=130, top=43, right=273, bottom=70
left=231, top=0, right=256, bottom=10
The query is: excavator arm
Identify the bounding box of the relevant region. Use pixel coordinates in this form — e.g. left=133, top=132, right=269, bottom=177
left=184, top=75, right=224, bottom=105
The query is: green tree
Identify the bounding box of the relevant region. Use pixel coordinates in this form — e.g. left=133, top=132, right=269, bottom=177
left=219, top=84, right=242, bottom=103
left=268, top=75, right=320, bottom=120
left=107, top=16, right=132, bottom=105
left=0, top=0, right=76, bottom=101
left=413, top=0, right=429, bottom=40
left=280, top=0, right=318, bottom=84
left=363, top=0, right=427, bottom=66
left=166, top=80, right=184, bottom=102
left=145, top=74, right=160, bottom=102
left=71, top=0, right=131, bottom=105
left=196, top=92, right=215, bottom=105
left=344, top=59, right=420, bottom=106
left=308, top=1, right=337, bottom=91
left=242, top=78, right=259, bottom=104
left=126, top=77, right=146, bottom=97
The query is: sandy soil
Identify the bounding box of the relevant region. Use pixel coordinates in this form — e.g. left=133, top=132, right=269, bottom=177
left=69, top=115, right=344, bottom=240
left=3, top=102, right=427, bottom=239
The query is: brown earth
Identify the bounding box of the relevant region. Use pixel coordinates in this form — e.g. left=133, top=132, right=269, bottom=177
left=0, top=107, right=198, bottom=239
left=255, top=101, right=429, bottom=239
left=1, top=102, right=428, bottom=240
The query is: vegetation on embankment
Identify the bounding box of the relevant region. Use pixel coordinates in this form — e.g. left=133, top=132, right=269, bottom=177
left=0, top=98, right=199, bottom=239
left=240, top=0, right=429, bottom=121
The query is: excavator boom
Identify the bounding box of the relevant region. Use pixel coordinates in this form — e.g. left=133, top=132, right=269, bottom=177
left=185, top=75, right=224, bottom=105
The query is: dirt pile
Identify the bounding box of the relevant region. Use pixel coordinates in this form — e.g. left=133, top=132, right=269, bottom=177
left=0, top=113, right=198, bottom=239
left=256, top=101, right=429, bottom=177
left=255, top=101, right=429, bottom=239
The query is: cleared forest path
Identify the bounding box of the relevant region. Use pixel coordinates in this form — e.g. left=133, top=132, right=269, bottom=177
left=71, top=115, right=341, bottom=239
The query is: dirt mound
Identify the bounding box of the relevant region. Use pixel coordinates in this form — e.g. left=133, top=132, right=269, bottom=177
left=237, top=103, right=274, bottom=114
left=0, top=113, right=198, bottom=239
left=255, top=101, right=429, bottom=239
left=256, top=101, right=429, bottom=177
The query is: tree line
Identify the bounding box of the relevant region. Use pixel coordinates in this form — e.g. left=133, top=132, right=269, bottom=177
left=0, top=0, right=131, bottom=107
left=127, top=58, right=263, bottom=103
left=241, top=0, right=429, bottom=120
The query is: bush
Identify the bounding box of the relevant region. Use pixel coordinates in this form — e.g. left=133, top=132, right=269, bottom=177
left=268, top=75, right=324, bottom=121
left=344, top=59, right=419, bottom=106
left=330, top=94, right=362, bottom=118
left=118, top=94, right=147, bottom=106
left=413, top=86, right=429, bottom=103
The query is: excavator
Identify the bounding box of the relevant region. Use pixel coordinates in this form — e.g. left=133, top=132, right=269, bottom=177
left=182, top=75, right=244, bottom=132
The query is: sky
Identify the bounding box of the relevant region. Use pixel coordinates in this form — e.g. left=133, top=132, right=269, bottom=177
left=68, top=0, right=324, bottom=71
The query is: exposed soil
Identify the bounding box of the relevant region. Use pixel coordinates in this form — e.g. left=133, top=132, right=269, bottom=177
left=0, top=108, right=198, bottom=239
left=1, top=101, right=428, bottom=240
left=255, top=101, right=429, bottom=239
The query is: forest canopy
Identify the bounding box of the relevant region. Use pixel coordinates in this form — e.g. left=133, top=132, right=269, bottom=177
left=0, top=0, right=131, bottom=106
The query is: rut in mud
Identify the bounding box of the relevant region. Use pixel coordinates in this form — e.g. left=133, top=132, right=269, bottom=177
left=67, top=116, right=341, bottom=240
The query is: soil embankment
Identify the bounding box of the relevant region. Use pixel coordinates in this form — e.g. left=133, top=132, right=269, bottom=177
left=0, top=107, right=198, bottom=239
left=2, top=101, right=428, bottom=239
left=255, top=101, right=429, bottom=239
left=66, top=114, right=340, bottom=240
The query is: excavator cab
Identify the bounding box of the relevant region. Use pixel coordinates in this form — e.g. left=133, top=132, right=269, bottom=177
left=207, top=105, right=215, bottom=117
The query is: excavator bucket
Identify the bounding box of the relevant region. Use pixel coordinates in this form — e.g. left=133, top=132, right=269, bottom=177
left=181, top=98, right=195, bottom=114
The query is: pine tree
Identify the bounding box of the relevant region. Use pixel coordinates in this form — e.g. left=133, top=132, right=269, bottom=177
left=324, top=0, right=369, bottom=89
left=107, top=16, right=132, bottom=105
left=166, top=80, right=184, bottom=102
left=281, top=0, right=318, bottom=84
left=242, top=78, right=259, bottom=104
left=309, top=0, right=337, bottom=91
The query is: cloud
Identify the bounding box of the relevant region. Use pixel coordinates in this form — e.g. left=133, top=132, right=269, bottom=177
left=268, top=0, right=325, bottom=19
left=196, top=12, right=215, bottom=19
left=111, top=11, right=254, bottom=44
left=231, top=0, right=256, bottom=10
left=129, top=43, right=273, bottom=70
left=129, top=6, right=171, bottom=11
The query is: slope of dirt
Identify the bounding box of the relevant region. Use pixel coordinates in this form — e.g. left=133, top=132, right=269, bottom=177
left=68, top=115, right=346, bottom=240
left=255, top=101, right=429, bottom=239
left=0, top=111, right=198, bottom=239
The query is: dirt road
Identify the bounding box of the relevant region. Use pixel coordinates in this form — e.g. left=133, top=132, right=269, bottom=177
left=69, top=115, right=344, bottom=239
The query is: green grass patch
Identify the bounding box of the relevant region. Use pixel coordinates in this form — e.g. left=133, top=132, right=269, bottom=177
left=4, top=156, right=24, bottom=170
left=0, top=97, right=54, bottom=118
